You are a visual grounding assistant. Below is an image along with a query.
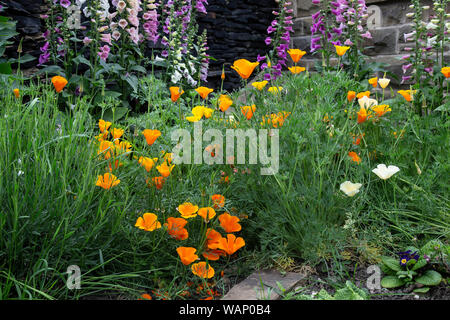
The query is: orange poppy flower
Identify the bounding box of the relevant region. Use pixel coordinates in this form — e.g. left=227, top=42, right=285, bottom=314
left=51, top=75, right=68, bottom=93
left=398, top=90, right=415, bottom=102
left=441, top=67, right=450, bottom=78
left=368, top=77, right=378, bottom=88
left=135, top=212, right=162, bottom=231
left=357, top=107, right=368, bottom=124
left=156, top=161, right=175, bottom=178
left=216, top=233, right=245, bottom=255
left=211, top=194, right=225, bottom=209
left=139, top=293, right=152, bottom=300
left=218, top=213, right=241, bottom=233
left=139, top=156, right=158, bottom=172
left=176, top=247, right=199, bottom=265
left=195, top=86, right=214, bottom=100
left=241, top=105, right=256, bottom=120
left=191, top=262, right=215, bottom=279
left=218, top=94, right=233, bottom=112
left=348, top=151, right=361, bottom=164
left=13, top=88, right=20, bottom=98
left=98, top=140, right=114, bottom=159
left=177, top=202, right=199, bottom=218
left=206, top=228, right=223, bottom=249
left=108, top=159, right=123, bottom=172
left=371, top=105, right=391, bottom=117
left=287, top=49, right=307, bottom=63
left=96, top=172, right=120, bottom=189
left=142, top=129, right=161, bottom=146
left=288, top=66, right=306, bottom=74
left=165, top=217, right=188, bottom=240
left=99, top=119, right=112, bottom=133
left=170, top=86, right=184, bottom=102
left=202, top=249, right=226, bottom=261
left=347, top=91, right=356, bottom=102
left=151, top=176, right=165, bottom=190
left=231, top=59, right=259, bottom=79
left=198, top=207, right=216, bottom=222
left=352, top=133, right=365, bottom=146
left=335, top=45, right=350, bottom=57
left=356, top=91, right=370, bottom=99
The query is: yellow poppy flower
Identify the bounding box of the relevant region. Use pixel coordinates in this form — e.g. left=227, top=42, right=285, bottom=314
left=335, top=45, right=350, bottom=57
left=251, top=81, right=268, bottom=91
left=288, top=66, right=306, bottom=74
left=177, top=202, right=199, bottom=219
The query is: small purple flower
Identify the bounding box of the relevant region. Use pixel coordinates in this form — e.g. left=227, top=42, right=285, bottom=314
left=60, top=0, right=71, bottom=9
left=38, top=52, right=50, bottom=66
left=402, top=63, right=413, bottom=74
left=257, top=54, right=266, bottom=62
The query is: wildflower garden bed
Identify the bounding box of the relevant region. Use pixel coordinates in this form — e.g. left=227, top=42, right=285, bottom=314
left=0, top=0, right=449, bottom=303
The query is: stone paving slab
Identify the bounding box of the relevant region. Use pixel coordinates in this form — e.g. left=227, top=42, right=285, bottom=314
left=221, top=270, right=305, bottom=300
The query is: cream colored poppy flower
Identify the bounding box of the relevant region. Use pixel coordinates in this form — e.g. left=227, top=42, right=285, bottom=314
left=340, top=181, right=362, bottom=197
left=372, top=164, right=400, bottom=180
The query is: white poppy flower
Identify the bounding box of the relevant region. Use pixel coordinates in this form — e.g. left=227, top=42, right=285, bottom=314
left=372, top=164, right=400, bottom=180
left=358, top=96, right=378, bottom=109
left=340, top=181, right=362, bottom=197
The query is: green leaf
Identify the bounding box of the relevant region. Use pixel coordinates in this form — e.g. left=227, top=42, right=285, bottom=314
left=103, top=106, right=129, bottom=122
left=0, top=15, right=11, bottom=22
left=413, top=287, right=430, bottom=293
left=415, top=270, right=442, bottom=286
left=434, top=104, right=450, bottom=112
left=130, top=65, right=147, bottom=73
left=103, top=91, right=122, bottom=99
left=122, top=74, right=138, bottom=93
left=0, top=62, right=12, bottom=74
left=73, top=56, right=92, bottom=68
left=411, top=259, right=427, bottom=271
left=37, top=65, right=65, bottom=76
left=381, top=256, right=402, bottom=272
left=381, top=276, right=406, bottom=288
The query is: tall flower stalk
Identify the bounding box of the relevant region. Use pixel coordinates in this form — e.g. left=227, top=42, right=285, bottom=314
left=261, top=0, right=294, bottom=82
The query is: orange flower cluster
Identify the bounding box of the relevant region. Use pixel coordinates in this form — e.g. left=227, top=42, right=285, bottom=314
left=261, top=111, right=291, bottom=128
left=94, top=119, right=134, bottom=189
left=135, top=193, right=245, bottom=291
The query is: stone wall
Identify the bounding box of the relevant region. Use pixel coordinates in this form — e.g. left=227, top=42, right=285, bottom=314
left=2, top=0, right=276, bottom=90
left=291, top=0, right=450, bottom=86
left=3, top=0, right=449, bottom=88
left=198, top=0, right=277, bottom=90
left=3, top=0, right=45, bottom=73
